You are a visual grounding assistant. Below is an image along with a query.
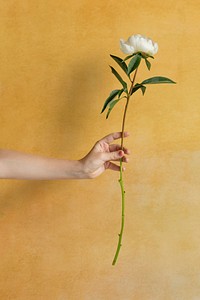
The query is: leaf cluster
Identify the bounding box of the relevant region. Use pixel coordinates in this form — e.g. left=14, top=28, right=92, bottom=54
left=101, top=52, right=176, bottom=118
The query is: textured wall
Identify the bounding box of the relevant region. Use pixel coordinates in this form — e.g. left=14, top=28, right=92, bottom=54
left=0, top=1, right=200, bottom=299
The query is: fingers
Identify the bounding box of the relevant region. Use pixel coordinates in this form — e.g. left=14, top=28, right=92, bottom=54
left=109, top=144, right=130, bottom=155
left=101, top=145, right=130, bottom=163
left=101, top=150, right=124, bottom=162
left=108, top=145, right=130, bottom=163
left=116, top=156, right=129, bottom=163
left=105, top=162, right=126, bottom=172
left=99, top=132, right=130, bottom=145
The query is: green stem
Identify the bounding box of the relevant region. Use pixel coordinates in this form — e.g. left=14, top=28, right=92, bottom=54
left=112, top=159, right=125, bottom=265
left=112, top=68, right=138, bottom=266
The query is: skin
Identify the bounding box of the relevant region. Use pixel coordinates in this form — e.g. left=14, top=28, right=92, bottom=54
left=0, top=132, right=130, bottom=180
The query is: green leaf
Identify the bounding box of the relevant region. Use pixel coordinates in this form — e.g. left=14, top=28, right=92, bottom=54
left=123, top=53, right=136, bottom=62
left=131, top=83, right=146, bottom=95
left=145, top=59, right=151, bottom=71
left=110, top=66, right=127, bottom=89
left=118, top=88, right=125, bottom=97
left=127, top=54, right=141, bottom=75
left=141, top=76, right=176, bottom=85
left=110, top=55, right=128, bottom=76
left=131, top=84, right=141, bottom=95
left=106, top=99, right=120, bottom=119
left=101, top=89, right=121, bottom=113
left=140, top=85, right=146, bottom=95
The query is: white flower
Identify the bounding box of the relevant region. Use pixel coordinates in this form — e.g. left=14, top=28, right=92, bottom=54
left=120, top=34, right=158, bottom=56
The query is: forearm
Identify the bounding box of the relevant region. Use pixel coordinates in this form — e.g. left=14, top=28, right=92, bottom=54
left=0, top=133, right=129, bottom=180
left=0, top=149, right=85, bottom=180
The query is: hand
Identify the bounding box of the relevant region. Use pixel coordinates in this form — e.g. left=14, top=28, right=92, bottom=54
left=80, top=132, right=130, bottom=178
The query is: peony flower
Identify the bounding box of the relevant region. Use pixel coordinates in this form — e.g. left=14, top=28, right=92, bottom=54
left=120, top=34, right=158, bottom=56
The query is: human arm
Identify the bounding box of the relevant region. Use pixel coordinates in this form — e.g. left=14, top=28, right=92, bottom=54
left=0, top=132, right=130, bottom=180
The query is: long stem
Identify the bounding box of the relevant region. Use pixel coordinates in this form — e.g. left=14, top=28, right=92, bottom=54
left=112, top=160, right=125, bottom=265
left=112, top=68, right=138, bottom=266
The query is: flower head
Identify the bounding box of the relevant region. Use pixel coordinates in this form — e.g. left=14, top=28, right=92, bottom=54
left=120, top=34, right=158, bottom=56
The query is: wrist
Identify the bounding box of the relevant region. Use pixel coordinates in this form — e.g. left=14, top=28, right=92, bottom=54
left=67, top=160, right=84, bottom=179
left=66, top=159, right=90, bottom=179
left=77, top=158, right=96, bottom=179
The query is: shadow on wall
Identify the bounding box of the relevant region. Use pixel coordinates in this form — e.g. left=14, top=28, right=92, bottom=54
left=56, top=57, right=104, bottom=151
left=0, top=58, right=104, bottom=215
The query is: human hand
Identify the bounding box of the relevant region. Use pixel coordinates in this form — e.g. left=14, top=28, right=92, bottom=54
left=80, top=132, right=130, bottom=179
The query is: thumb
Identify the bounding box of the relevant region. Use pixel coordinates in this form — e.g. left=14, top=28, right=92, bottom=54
left=102, top=150, right=124, bottom=162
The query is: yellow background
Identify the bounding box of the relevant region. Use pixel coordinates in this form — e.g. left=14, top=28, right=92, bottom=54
left=0, top=1, right=200, bottom=299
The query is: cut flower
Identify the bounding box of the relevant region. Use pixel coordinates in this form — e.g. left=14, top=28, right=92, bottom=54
left=101, top=34, right=175, bottom=265
left=120, top=34, right=158, bottom=56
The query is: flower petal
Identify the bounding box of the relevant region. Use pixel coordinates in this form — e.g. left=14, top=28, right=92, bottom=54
left=120, top=39, right=135, bottom=54
left=153, top=42, right=159, bottom=55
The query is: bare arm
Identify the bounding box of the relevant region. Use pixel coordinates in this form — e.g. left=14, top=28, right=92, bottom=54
left=0, top=132, right=130, bottom=180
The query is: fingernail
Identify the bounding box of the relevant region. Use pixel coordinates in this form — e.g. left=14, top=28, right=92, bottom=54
left=118, top=150, right=123, bottom=157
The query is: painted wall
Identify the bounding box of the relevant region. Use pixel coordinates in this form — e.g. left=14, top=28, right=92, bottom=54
left=0, top=1, right=200, bottom=299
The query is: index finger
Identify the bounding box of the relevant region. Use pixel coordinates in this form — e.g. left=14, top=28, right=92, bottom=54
left=99, top=132, right=130, bottom=144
